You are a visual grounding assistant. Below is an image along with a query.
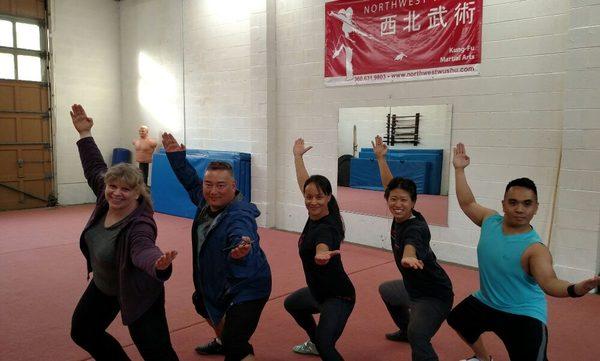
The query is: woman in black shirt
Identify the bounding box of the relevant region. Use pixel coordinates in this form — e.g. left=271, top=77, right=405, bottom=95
left=372, top=136, right=453, bottom=361
left=284, top=138, right=355, bottom=361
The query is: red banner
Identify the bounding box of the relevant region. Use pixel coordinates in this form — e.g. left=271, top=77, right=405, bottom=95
left=325, top=0, right=482, bottom=86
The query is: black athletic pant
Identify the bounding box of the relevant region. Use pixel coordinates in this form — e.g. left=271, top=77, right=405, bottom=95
left=71, top=281, right=178, bottom=361
left=221, top=297, right=269, bottom=361
left=284, top=287, right=355, bottom=361
left=139, top=162, right=149, bottom=185
left=193, top=292, right=268, bottom=361
left=448, top=295, right=548, bottom=361
left=379, top=280, right=452, bottom=361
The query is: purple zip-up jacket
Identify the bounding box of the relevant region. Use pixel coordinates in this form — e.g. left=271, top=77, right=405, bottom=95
left=76, top=136, right=172, bottom=325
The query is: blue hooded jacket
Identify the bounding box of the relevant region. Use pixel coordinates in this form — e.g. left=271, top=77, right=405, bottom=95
left=166, top=150, right=272, bottom=324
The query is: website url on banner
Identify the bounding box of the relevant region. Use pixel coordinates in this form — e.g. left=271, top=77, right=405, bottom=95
left=325, top=65, right=479, bottom=87
left=388, top=65, right=476, bottom=79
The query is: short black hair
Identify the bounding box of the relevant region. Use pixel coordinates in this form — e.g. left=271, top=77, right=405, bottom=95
left=384, top=177, right=417, bottom=202
left=505, top=177, right=538, bottom=200
left=206, top=161, right=234, bottom=176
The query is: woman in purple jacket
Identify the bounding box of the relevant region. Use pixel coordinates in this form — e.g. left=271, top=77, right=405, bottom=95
left=69, top=104, right=179, bottom=361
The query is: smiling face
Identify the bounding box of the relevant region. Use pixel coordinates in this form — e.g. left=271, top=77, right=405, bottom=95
left=386, top=188, right=415, bottom=223
left=203, top=169, right=236, bottom=211
left=105, top=179, right=140, bottom=212
left=303, top=182, right=331, bottom=220
left=502, top=186, right=538, bottom=228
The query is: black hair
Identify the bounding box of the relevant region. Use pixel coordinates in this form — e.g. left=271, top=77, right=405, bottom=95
left=207, top=161, right=234, bottom=176
left=303, top=174, right=345, bottom=239
left=384, top=177, right=417, bottom=202
left=505, top=177, right=538, bottom=200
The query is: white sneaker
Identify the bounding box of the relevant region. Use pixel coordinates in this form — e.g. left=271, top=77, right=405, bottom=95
left=292, top=340, right=319, bottom=355
left=460, top=356, right=493, bottom=361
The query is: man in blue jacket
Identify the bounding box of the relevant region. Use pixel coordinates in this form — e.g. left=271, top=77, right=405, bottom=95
left=162, top=133, right=272, bottom=361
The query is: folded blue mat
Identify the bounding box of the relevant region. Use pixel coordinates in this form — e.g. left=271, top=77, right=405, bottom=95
left=349, top=158, right=430, bottom=194
left=151, top=150, right=251, bottom=219
left=358, top=148, right=443, bottom=195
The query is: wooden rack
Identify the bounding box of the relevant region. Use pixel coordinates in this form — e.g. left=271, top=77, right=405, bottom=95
left=384, top=112, right=420, bottom=146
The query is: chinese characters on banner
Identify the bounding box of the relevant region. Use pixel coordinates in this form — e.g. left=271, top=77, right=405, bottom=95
left=325, top=0, right=482, bottom=86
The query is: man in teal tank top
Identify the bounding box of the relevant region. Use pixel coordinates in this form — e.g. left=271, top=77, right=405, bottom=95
left=446, top=143, right=600, bottom=361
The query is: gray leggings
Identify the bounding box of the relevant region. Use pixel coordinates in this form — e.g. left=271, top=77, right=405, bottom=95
left=379, top=280, right=452, bottom=361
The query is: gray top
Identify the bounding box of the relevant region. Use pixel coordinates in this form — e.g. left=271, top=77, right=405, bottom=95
left=195, top=209, right=222, bottom=268
left=85, top=214, right=128, bottom=296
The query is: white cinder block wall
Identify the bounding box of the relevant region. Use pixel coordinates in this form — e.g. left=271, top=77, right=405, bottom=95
left=181, top=0, right=276, bottom=226
left=274, top=0, right=597, bottom=281
left=550, top=1, right=600, bottom=282
left=49, top=0, right=598, bottom=280
left=119, top=1, right=185, bottom=155
left=50, top=0, right=122, bottom=205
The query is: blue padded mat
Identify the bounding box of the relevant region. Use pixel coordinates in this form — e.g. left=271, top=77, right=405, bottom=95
left=349, top=158, right=430, bottom=193
left=152, top=151, right=251, bottom=219
left=157, top=148, right=251, bottom=198
left=358, top=148, right=442, bottom=195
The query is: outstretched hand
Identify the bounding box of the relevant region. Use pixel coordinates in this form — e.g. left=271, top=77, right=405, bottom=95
left=401, top=257, right=424, bottom=270
left=70, top=104, right=93, bottom=136
left=155, top=250, right=178, bottom=270
left=574, top=276, right=600, bottom=296
left=162, top=132, right=186, bottom=153
left=453, top=143, right=470, bottom=169
left=230, top=236, right=253, bottom=260
left=293, top=138, right=313, bottom=158
left=372, top=135, right=388, bottom=159
left=315, top=250, right=341, bottom=266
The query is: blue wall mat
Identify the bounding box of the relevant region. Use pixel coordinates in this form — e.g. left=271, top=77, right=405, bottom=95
left=349, top=158, right=430, bottom=194
left=152, top=151, right=251, bottom=219
left=111, top=148, right=131, bottom=165
left=358, top=149, right=443, bottom=195
left=157, top=149, right=251, bottom=202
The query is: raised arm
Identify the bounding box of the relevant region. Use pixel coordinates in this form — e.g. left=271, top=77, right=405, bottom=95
left=528, top=243, right=600, bottom=297
left=453, top=143, right=496, bottom=226
left=372, top=135, right=393, bottom=188
left=293, top=138, right=313, bottom=193
left=70, top=104, right=107, bottom=197
left=162, top=132, right=204, bottom=207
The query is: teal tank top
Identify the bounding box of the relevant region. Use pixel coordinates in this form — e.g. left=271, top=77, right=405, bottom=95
left=473, top=214, right=547, bottom=324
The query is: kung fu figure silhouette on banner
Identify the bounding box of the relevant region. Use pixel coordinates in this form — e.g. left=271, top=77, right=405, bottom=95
left=325, top=0, right=482, bottom=86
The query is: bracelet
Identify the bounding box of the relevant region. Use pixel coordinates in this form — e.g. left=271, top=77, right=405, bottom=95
left=567, top=284, right=583, bottom=298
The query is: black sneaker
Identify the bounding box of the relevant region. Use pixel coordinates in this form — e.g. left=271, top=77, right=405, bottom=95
left=195, top=338, right=225, bottom=355
left=385, top=330, right=409, bottom=342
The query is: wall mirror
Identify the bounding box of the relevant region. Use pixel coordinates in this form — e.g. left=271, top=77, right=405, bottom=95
left=337, top=104, right=452, bottom=227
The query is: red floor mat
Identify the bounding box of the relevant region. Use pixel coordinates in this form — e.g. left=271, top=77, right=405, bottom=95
left=0, top=205, right=598, bottom=360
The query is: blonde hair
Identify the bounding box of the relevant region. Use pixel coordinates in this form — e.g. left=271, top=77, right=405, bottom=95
left=104, top=163, right=152, bottom=208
